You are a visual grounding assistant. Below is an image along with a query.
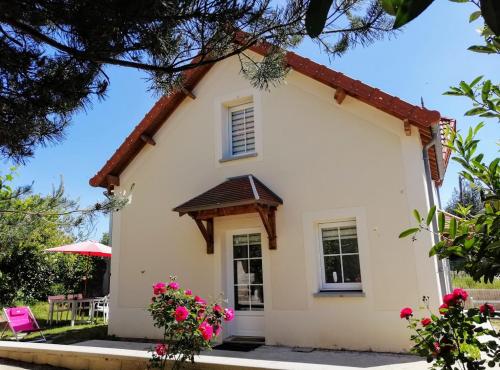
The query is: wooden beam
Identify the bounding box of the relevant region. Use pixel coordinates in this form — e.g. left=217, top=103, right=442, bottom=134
left=181, top=87, right=196, bottom=99
left=403, top=119, right=412, bottom=136
left=192, top=217, right=214, bottom=254
left=192, top=204, right=258, bottom=220
left=256, top=205, right=277, bottom=250
left=334, top=88, right=346, bottom=105
left=140, top=134, right=156, bottom=146
left=106, top=175, right=119, bottom=187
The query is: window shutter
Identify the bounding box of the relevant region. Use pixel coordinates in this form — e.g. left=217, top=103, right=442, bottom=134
left=231, top=106, right=255, bottom=156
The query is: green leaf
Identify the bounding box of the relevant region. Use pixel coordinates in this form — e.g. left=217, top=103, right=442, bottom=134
left=426, top=205, right=436, bottom=226
left=459, top=81, right=474, bottom=98
left=481, top=79, right=492, bottom=102
left=305, top=0, right=334, bottom=38
left=381, top=0, right=402, bottom=15
left=438, top=212, right=445, bottom=233
left=480, top=0, right=500, bottom=36
left=399, top=228, right=420, bottom=238
left=470, top=75, right=483, bottom=87
left=413, top=209, right=422, bottom=223
left=393, top=0, right=435, bottom=29
left=468, top=45, right=497, bottom=53
left=449, top=217, right=457, bottom=239
left=469, top=10, right=482, bottom=23
left=465, top=107, right=487, bottom=116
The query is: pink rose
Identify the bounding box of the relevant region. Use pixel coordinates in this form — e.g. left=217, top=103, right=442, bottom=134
left=224, top=308, right=235, bottom=322
left=214, top=325, right=222, bottom=337
left=480, top=303, right=495, bottom=315
left=175, top=306, right=189, bottom=322
left=399, top=307, right=413, bottom=319
left=452, top=288, right=468, bottom=302
left=155, top=343, right=167, bottom=356
left=439, top=303, right=449, bottom=315
left=195, top=295, right=207, bottom=306
left=213, top=304, right=223, bottom=313
left=198, top=321, right=213, bottom=341
left=168, top=282, right=180, bottom=290
left=421, top=317, right=432, bottom=327
left=184, top=289, right=192, bottom=296
left=443, top=293, right=456, bottom=306
left=153, top=282, right=167, bottom=295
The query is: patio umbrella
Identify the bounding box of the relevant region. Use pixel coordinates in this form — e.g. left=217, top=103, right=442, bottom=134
left=45, top=241, right=111, bottom=258
left=45, top=241, right=111, bottom=296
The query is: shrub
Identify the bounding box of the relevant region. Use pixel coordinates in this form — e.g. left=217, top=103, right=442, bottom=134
left=401, top=289, right=499, bottom=369
left=148, top=277, right=234, bottom=370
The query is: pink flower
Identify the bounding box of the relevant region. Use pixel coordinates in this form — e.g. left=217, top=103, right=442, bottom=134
left=214, top=325, right=222, bottom=337
left=168, top=282, right=180, bottom=290
left=433, top=341, right=440, bottom=354
left=213, top=304, right=223, bottom=313
left=155, top=343, right=167, bottom=356
left=198, top=321, right=214, bottom=341
left=443, top=293, right=456, bottom=306
left=421, top=317, right=432, bottom=327
left=195, top=295, right=207, bottom=306
left=452, top=288, right=468, bottom=302
left=480, top=303, right=495, bottom=315
left=439, top=303, right=449, bottom=315
left=175, top=306, right=189, bottom=322
left=224, top=308, right=235, bottom=322
left=399, top=307, right=413, bottom=319
left=153, top=282, right=167, bottom=295
left=184, top=289, right=192, bottom=296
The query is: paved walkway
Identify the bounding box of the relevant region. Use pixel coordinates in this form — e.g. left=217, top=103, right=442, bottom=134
left=74, top=340, right=430, bottom=369
left=0, top=358, right=65, bottom=370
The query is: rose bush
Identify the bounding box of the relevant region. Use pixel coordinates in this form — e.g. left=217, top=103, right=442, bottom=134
left=401, top=289, right=499, bottom=369
left=148, top=277, right=234, bottom=369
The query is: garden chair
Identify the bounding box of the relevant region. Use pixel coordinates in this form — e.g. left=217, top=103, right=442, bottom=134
left=0, top=306, right=46, bottom=342
left=93, top=295, right=109, bottom=323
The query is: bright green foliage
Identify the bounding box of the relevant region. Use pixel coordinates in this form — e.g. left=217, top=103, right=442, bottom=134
left=403, top=294, right=499, bottom=369
left=445, top=77, right=500, bottom=119
left=0, top=168, right=106, bottom=305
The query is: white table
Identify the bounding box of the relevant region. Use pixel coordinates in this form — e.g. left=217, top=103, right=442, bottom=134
left=48, top=298, right=99, bottom=327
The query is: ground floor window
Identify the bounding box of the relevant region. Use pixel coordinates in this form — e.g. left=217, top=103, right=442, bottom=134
left=319, top=220, right=362, bottom=291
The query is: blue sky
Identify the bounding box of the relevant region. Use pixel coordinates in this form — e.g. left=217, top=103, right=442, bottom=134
left=6, top=1, right=499, bottom=240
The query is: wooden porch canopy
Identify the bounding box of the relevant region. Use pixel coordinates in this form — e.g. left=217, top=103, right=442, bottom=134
left=173, top=175, right=283, bottom=254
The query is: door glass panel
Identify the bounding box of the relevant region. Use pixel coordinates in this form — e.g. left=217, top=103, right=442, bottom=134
left=234, top=260, right=249, bottom=285
left=233, top=233, right=264, bottom=311
left=234, top=285, right=250, bottom=311
left=250, top=285, right=264, bottom=310
left=249, top=259, right=263, bottom=284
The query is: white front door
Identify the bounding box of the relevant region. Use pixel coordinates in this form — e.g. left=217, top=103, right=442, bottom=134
left=226, top=231, right=265, bottom=337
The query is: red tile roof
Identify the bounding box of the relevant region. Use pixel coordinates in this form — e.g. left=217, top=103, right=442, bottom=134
left=173, top=175, right=283, bottom=214
left=90, top=44, right=451, bottom=189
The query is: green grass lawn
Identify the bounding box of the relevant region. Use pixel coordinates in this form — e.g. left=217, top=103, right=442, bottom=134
left=2, top=301, right=110, bottom=344
left=452, top=274, right=500, bottom=289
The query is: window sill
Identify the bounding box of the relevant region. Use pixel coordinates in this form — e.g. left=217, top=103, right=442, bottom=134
left=313, top=290, right=365, bottom=298
left=219, top=152, right=258, bottom=163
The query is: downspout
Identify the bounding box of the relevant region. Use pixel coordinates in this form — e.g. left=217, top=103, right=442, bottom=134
left=422, top=124, right=451, bottom=296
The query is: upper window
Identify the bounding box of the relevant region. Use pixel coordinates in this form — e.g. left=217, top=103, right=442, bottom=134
left=229, top=103, right=255, bottom=157
left=319, top=220, right=362, bottom=291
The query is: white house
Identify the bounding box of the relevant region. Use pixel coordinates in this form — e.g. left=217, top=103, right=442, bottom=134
left=90, top=46, right=455, bottom=352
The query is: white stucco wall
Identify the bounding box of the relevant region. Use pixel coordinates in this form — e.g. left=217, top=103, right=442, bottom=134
left=106, top=54, right=442, bottom=352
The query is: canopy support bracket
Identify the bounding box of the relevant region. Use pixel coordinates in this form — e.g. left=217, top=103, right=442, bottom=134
left=190, top=214, right=214, bottom=254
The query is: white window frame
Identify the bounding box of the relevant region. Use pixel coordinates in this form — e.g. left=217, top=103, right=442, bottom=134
left=318, top=219, right=362, bottom=291
left=228, top=103, right=256, bottom=158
